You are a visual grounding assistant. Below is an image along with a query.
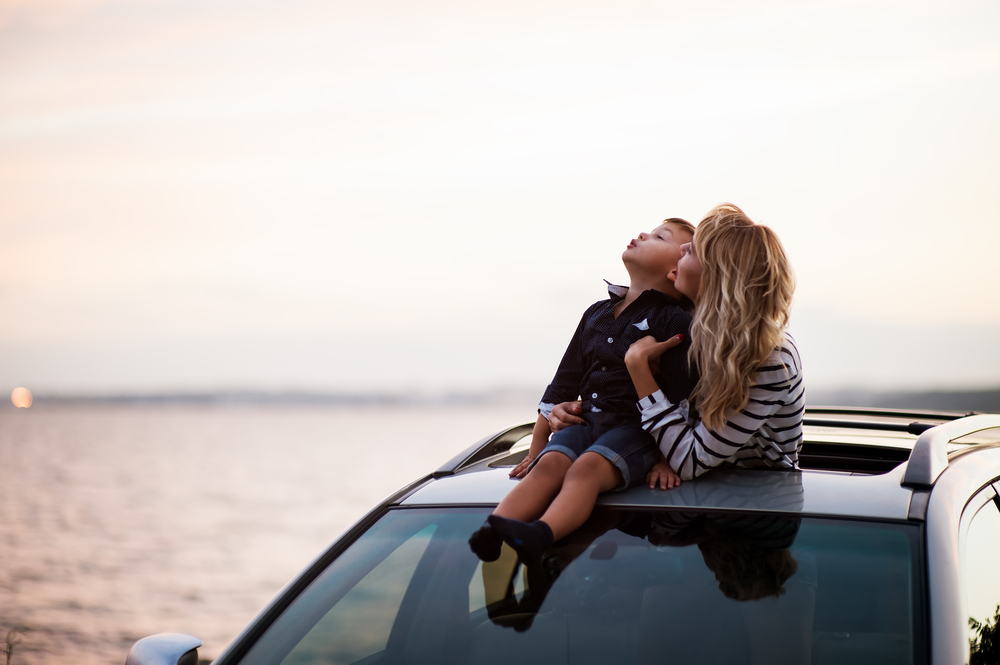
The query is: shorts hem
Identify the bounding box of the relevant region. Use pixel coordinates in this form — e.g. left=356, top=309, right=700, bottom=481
left=582, top=445, right=632, bottom=491
left=526, top=446, right=578, bottom=474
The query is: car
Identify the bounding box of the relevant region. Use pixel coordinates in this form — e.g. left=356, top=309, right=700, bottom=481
left=125, top=407, right=1000, bottom=665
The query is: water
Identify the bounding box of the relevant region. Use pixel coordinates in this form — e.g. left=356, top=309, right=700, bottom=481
left=0, top=402, right=534, bottom=665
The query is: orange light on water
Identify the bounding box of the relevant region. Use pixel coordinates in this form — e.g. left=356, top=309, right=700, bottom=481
left=11, top=387, right=33, bottom=408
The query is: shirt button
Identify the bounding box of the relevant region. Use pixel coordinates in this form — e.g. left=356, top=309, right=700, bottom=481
left=591, top=393, right=598, bottom=399
left=607, top=337, right=614, bottom=343
left=601, top=366, right=607, bottom=372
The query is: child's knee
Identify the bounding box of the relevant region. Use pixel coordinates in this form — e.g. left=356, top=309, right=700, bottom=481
left=534, top=451, right=573, bottom=477
left=569, top=451, right=615, bottom=478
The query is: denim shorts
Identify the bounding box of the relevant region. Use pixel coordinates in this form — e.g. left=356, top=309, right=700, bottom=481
left=531, top=411, right=660, bottom=490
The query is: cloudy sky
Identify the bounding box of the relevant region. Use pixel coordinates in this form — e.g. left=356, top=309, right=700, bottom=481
left=2, top=0, right=999, bottom=395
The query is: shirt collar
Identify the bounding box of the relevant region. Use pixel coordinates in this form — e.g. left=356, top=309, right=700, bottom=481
left=604, top=280, right=681, bottom=307
left=605, top=280, right=629, bottom=304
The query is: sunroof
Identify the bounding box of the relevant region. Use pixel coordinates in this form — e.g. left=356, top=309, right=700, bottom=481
left=798, top=441, right=910, bottom=474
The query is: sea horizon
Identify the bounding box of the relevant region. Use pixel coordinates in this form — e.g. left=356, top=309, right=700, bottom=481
left=14, top=385, right=1000, bottom=413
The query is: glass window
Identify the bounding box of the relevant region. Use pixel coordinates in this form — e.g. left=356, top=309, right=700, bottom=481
left=240, top=507, right=922, bottom=665
left=282, top=524, right=436, bottom=665
left=964, top=492, right=1000, bottom=652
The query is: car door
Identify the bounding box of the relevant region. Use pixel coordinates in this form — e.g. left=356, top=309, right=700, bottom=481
left=960, top=479, right=1000, bottom=664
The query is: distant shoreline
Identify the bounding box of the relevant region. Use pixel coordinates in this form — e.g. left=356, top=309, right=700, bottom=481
left=27, top=389, right=541, bottom=408
left=805, top=387, right=1000, bottom=413
left=17, top=386, right=1000, bottom=413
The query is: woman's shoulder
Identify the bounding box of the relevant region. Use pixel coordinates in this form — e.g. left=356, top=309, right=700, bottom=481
left=778, top=332, right=803, bottom=369
left=755, top=332, right=803, bottom=385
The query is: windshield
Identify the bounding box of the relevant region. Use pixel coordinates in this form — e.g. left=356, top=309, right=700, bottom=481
left=240, top=507, right=923, bottom=665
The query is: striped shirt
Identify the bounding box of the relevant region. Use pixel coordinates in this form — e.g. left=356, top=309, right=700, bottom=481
left=637, top=333, right=805, bottom=480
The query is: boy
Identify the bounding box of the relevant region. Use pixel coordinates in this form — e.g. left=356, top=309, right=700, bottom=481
left=469, top=218, right=699, bottom=565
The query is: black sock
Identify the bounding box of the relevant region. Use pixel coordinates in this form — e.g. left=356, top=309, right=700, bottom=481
left=468, top=521, right=502, bottom=562
left=487, top=515, right=554, bottom=567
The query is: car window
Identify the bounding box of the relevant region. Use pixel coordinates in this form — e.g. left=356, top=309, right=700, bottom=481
left=964, top=490, right=1000, bottom=649
left=239, top=507, right=922, bottom=665
left=283, top=524, right=436, bottom=665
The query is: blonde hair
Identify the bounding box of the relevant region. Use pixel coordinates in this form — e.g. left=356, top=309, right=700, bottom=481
left=688, top=204, right=795, bottom=431
left=699, top=536, right=798, bottom=601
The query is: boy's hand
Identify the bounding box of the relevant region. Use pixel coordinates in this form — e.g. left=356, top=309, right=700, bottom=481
left=513, top=414, right=550, bottom=478
left=509, top=454, right=535, bottom=478
left=646, top=460, right=682, bottom=490
left=549, top=401, right=584, bottom=432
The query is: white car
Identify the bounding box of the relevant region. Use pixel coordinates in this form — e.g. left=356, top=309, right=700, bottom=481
left=126, top=407, right=1000, bottom=665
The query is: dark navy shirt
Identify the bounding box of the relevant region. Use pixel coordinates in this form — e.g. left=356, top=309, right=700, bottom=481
left=539, top=282, right=698, bottom=418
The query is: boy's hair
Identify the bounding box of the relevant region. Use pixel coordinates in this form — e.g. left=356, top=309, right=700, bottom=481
left=688, top=204, right=795, bottom=431
left=663, top=217, right=695, bottom=237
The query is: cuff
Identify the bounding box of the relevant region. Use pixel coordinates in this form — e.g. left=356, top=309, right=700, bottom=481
left=538, top=402, right=555, bottom=419
left=637, top=389, right=677, bottom=426
left=637, top=389, right=669, bottom=413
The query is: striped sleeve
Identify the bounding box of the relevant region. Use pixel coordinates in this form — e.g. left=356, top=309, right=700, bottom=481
left=638, top=334, right=805, bottom=481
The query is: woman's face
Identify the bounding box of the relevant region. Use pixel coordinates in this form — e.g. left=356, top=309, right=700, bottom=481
left=675, top=241, right=703, bottom=301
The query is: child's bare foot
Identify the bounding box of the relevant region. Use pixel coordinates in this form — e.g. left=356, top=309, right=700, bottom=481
left=487, top=514, right=553, bottom=566
left=468, top=521, right=502, bottom=562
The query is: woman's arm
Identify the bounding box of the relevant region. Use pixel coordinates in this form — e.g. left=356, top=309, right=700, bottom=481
left=629, top=337, right=804, bottom=481
left=625, top=335, right=686, bottom=489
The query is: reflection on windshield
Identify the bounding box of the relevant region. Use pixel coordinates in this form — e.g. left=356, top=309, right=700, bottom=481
left=481, top=509, right=804, bottom=633
left=242, top=506, right=920, bottom=665
left=475, top=508, right=816, bottom=663
left=628, top=510, right=802, bottom=601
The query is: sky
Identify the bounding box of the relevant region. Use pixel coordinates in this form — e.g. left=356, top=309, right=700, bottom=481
left=1, top=0, right=999, bottom=396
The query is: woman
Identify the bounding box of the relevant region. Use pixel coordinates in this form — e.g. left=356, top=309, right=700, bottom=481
left=625, top=203, right=804, bottom=485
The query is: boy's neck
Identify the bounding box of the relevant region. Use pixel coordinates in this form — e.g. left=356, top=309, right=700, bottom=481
left=616, top=277, right=684, bottom=315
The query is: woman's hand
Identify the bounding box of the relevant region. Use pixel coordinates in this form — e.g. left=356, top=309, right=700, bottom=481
left=548, top=401, right=584, bottom=432
left=625, top=334, right=684, bottom=370
left=625, top=334, right=684, bottom=399
left=509, top=454, right=536, bottom=478
left=646, top=460, right=682, bottom=490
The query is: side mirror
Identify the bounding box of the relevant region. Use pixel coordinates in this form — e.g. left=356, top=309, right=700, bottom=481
left=125, top=633, right=202, bottom=665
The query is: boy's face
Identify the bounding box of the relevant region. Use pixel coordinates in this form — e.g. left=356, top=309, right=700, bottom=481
left=622, top=222, right=691, bottom=279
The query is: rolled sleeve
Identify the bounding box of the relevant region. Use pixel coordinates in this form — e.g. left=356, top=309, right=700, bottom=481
left=638, top=389, right=671, bottom=420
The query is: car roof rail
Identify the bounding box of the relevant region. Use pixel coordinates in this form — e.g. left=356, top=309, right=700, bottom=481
left=901, top=414, right=1000, bottom=488
left=805, top=406, right=973, bottom=436
left=433, top=422, right=534, bottom=478
left=805, top=417, right=937, bottom=436
left=807, top=405, right=972, bottom=420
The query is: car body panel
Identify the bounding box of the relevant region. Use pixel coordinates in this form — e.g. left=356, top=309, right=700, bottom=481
left=923, top=444, right=1000, bottom=665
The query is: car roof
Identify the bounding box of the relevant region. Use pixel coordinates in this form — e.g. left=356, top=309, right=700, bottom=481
left=401, top=464, right=918, bottom=520
left=398, top=407, right=1000, bottom=522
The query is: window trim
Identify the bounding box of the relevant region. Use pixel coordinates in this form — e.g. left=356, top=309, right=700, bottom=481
left=958, top=480, right=1000, bottom=648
